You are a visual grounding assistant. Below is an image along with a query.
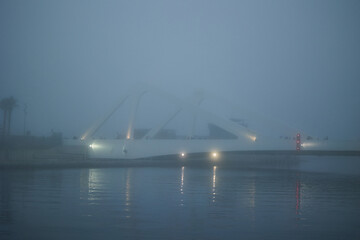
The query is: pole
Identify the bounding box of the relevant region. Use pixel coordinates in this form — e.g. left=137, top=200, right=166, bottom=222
left=23, top=104, right=27, bottom=135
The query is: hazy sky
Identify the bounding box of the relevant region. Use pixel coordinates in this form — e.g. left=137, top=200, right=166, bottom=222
left=1, top=0, right=359, bottom=139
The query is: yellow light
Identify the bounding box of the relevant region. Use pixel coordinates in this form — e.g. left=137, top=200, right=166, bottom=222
left=211, top=151, right=219, bottom=159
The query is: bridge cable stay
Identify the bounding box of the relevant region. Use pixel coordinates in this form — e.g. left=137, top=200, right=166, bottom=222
left=81, top=84, right=257, bottom=143
left=188, top=91, right=204, bottom=139
left=81, top=95, right=129, bottom=141
left=126, top=90, right=146, bottom=140
left=142, top=85, right=257, bottom=142
left=142, top=107, right=182, bottom=139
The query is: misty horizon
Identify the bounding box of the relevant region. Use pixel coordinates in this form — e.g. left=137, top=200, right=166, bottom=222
left=1, top=0, right=359, bottom=140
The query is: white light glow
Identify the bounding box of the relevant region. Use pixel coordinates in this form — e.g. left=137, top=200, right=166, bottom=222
left=180, top=152, right=186, bottom=158
left=249, top=135, right=257, bottom=142
left=301, top=142, right=318, bottom=148
left=211, top=151, right=219, bottom=159
left=89, top=143, right=100, bottom=149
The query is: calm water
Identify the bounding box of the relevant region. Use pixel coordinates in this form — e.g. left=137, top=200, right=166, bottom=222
left=1, top=156, right=360, bottom=239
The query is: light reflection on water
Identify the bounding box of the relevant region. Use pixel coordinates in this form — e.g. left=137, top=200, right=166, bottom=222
left=180, top=166, right=184, bottom=207
left=212, top=166, right=216, bottom=203
left=1, top=156, right=360, bottom=239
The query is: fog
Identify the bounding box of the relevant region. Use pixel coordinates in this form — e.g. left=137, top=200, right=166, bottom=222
left=1, top=0, right=359, bottom=140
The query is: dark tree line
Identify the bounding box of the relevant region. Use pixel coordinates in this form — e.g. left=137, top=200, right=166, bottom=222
left=0, top=97, right=17, bottom=136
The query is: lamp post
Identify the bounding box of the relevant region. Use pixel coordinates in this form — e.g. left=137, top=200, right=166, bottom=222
left=23, top=104, right=27, bottom=136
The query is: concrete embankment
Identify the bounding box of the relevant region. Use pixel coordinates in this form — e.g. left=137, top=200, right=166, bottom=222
left=0, top=145, right=88, bottom=168
left=1, top=146, right=359, bottom=170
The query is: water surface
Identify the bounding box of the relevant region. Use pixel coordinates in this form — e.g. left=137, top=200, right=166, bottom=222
left=1, top=156, right=360, bottom=239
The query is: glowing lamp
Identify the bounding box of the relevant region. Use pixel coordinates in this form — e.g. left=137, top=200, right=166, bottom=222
left=211, top=151, right=219, bottom=159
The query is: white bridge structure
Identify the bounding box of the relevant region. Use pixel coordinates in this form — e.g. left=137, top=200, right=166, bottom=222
left=77, top=86, right=360, bottom=159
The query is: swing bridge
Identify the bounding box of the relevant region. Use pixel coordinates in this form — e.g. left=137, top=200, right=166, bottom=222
left=72, top=86, right=360, bottom=159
